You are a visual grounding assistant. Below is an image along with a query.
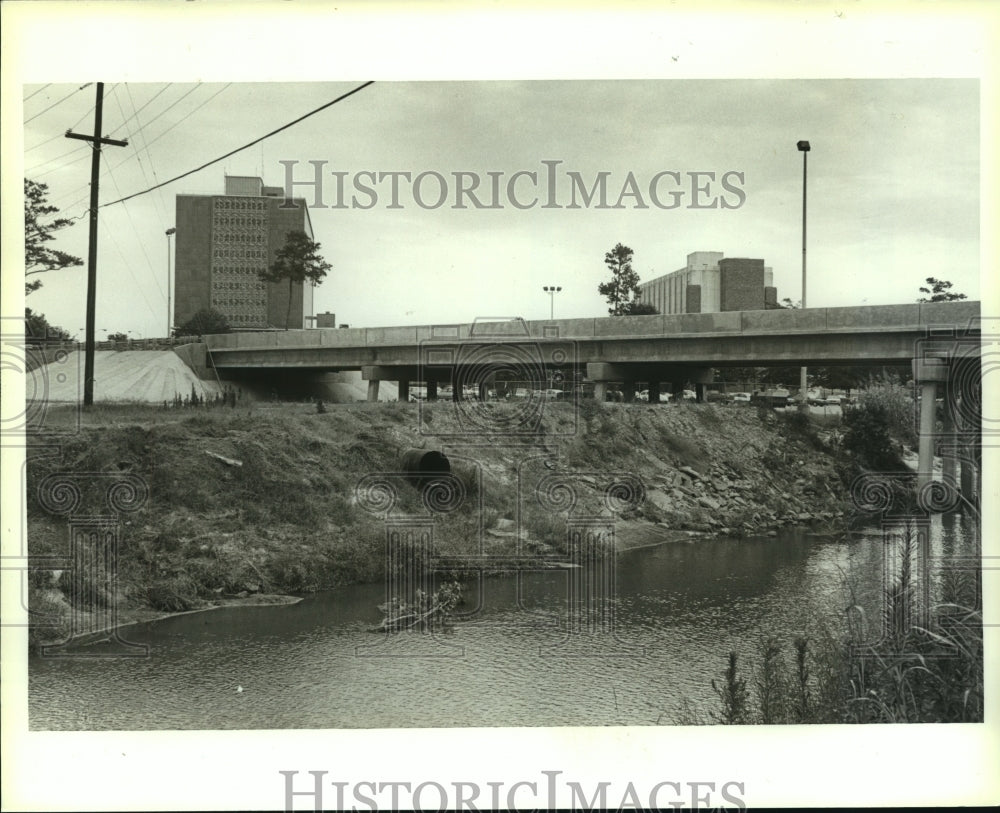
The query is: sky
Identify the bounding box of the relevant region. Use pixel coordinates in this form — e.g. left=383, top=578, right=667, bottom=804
left=20, top=78, right=981, bottom=338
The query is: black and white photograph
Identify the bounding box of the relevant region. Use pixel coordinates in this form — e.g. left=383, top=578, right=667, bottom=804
left=2, top=2, right=998, bottom=811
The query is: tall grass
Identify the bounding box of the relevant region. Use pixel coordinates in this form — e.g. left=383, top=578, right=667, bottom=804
left=705, top=523, right=983, bottom=724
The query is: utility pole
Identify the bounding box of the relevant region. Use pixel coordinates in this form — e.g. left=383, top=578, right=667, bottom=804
left=796, top=139, right=810, bottom=409
left=65, top=82, right=128, bottom=406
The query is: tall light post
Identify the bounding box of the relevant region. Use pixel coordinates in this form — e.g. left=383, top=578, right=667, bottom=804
left=165, top=227, right=176, bottom=338
left=797, top=140, right=810, bottom=407
left=543, top=285, right=562, bottom=319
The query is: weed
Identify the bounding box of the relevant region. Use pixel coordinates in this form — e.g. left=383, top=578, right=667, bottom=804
left=711, top=651, right=750, bottom=724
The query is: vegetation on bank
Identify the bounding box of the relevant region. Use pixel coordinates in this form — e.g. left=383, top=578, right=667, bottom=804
left=699, top=544, right=983, bottom=724
left=26, top=398, right=850, bottom=649
left=701, top=379, right=983, bottom=724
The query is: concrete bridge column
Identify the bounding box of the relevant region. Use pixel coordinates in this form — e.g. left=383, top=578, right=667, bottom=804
left=941, top=407, right=957, bottom=499
left=367, top=380, right=380, bottom=402
left=913, top=354, right=949, bottom=492
left=398, top=379, right=410, bottom=402
left=960, top=441, right=976, bottom=509
left=648, top=381, right=661, bottom=405
left=622, top=381, right=636, bottom=403
left=594, top=382, right=608, bottom=403
left=695, top=383, right=706, bottom=403
left=427, top=380, right=438, bottom=401
left=917, top=381, right=937, bottom=490
left=478, top=382, right=488, bottom=401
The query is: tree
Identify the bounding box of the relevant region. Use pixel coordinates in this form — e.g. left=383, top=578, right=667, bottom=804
left=174, top=308, right=231, bottom=338
left=259, top=231, right=331, bottom=329
left=24, top=179, right=83, bottom=296
left=598, top=243, right=640, bottom=316
left=24, top=307, right=70, bottom=343
left=918, top=277, right=967, bottom=303
left=780, top=297, right=801, bottom=309
left=625, top=301, right=659, bottom=315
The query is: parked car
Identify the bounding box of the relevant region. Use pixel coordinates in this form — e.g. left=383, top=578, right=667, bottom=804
left=732, top=392, right=752, bottom=403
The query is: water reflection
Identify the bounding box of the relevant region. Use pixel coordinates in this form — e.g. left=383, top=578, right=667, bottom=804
left=29, top=521, right=979, bottom=730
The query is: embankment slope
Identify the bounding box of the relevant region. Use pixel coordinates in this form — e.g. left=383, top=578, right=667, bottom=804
left=26, top=400, right=850, bottom=637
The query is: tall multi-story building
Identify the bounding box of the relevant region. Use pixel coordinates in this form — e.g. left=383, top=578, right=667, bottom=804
left=638, top=251, right=779, bottom=314
left=174, top=176, right=316, bottom=331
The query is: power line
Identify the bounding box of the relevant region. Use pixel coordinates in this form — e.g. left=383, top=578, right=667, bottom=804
left=139, top=84, right=232, bottom=152
left=25, top=82, right=93, bottom=124
left=45, top=84, right=202, bottom=202
left=24, top=84, right=51, bottom=102
left=113, top=83, right=201, bottom=140
left=101, top=81, right=375, bottom=209
left=120, top=83, right=171, bottom=224
left=108, top=82, right=172, bottom=137
left=26, top=83, right=117, bottom=165
left=26, top=143, right=89, bottom=175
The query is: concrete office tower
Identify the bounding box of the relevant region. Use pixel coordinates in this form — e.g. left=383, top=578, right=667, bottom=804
left=637, top=251, right=778, bottom=314
left=174, top=176, right=316, bottom=331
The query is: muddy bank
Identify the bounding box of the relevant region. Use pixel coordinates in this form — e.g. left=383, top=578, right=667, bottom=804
left=25, top=400, right=852, bottom=645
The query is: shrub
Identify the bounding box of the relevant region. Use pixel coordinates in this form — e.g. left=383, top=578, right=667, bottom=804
left=145, top=575, right=200, bottom=611
left=855, top=373, right=917, bottom=447
left=711, top=651, right=750, bottom=724
left=841, top=402, right=904, bottom=471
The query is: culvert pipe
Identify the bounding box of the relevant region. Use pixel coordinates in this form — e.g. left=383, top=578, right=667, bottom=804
left=400, top=449, right=451, bottom=487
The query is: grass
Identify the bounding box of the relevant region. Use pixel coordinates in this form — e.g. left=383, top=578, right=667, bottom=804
left=701, top=521, right=983, bottom=725
left=26, top=398, right=856, bottom=644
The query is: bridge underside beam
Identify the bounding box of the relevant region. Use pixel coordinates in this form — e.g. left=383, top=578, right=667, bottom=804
left=586, top=362, right=714, bottom=383
left=211, top=334, right=925, bottom=372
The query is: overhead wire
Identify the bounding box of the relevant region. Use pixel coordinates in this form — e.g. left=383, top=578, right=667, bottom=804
left=47, top=83, right=200, bottom=206
left=137, top=83, right=232, bottom=153
left=101, top=80, right=375, bottom=209
left=108, top=82, right=172, bottom=137
left=24, top=83, right=52, bottom=102
left=27, top=83, right=118, bottom=175
left=123, top=83, right=173, bottom=224
left=25, top=82, right=93, bottom=124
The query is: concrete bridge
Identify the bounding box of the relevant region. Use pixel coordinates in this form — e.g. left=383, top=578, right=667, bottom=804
left=204, top=300, right=980, bottom=397
left=202, top=299, right=982, bottom=500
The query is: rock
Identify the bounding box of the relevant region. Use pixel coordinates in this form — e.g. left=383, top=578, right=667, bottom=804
left=698, top=495, right=721, bottom=511
left=205, top=450, right=243, bottom=467
left=796, top=512, right=813, bottom=522
left=679, top=466, right=702, bottom=480
left=646, top=490, right=674, bottom=512
left=495, top=518, right=515, bottom=531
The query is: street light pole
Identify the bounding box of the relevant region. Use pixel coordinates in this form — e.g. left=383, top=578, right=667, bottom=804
left=797, top=140, right=810, bottom=407
left=543, top=285, right=562, bottom=319
left=165, top=227, right=176, bottom=338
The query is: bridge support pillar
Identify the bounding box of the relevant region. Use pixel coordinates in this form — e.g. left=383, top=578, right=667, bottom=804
left=427, top=380, right=438, bottom=401
left=593, top=382, right=608, bottom=403
left=398, top=379, right=410, bottom=402
left=696, top=383, right=706, bottom=403
left=623, top=381, right=635, bottom=403
left=941, top=407, right=956, bottom=502
left=367, top=380, right=380, bottom=402
left=478, top=382, right=488, bottom=401
left=960, top=441, right=976, bottom=509
left=648, top=381, right=661, bottom=405
left=913, top=355, right=949, bottom=492
left=917, top=381, right=937, bottom=491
